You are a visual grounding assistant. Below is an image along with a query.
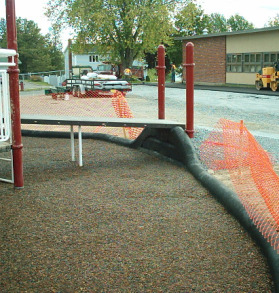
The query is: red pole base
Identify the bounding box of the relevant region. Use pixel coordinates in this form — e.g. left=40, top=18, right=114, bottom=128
left=6, top=0, right=24, bottom=188
left=184, top=42, right=195, bottom=138
left=156, top=45, right=166, bottom=119
left=186, top=129, right=194, bottom=138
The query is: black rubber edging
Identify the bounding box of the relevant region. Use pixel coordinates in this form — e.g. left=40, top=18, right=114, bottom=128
left=22, top=127, right=279, bottom=291
left=21, top=129, right=132, bottom=147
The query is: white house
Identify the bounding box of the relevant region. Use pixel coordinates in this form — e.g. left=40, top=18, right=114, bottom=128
left=64, top=43, right=105, bottom=78
left=64, top=40, right=148, bottom=79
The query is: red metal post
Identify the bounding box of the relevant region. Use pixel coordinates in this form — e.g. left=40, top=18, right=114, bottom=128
left=156, top=45, right=166, bottom=119
left=184, top=42, right=195, bottom=138
left=20, top=81, right=24, bottom=91
left=6, top=0, right=24, bottom=188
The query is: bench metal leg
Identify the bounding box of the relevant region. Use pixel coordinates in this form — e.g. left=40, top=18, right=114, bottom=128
left=70, top=125, right=75, bottom=161
left=78, top=125, right=83, bottom=167
left=70, top=126, right=83, bottom=166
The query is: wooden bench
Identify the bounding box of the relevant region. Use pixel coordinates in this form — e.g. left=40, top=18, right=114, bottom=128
left=21, top=114, right=185, bottom=167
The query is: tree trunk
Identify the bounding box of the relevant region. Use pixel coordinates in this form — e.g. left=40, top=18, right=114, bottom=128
left=121, top=48, right=134, bottom=70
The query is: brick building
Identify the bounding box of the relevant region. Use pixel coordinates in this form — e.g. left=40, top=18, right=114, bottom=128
left=176, top=27, right=279, bottom=85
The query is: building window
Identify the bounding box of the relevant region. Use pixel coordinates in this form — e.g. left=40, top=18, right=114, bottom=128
left=243, top=53, right=261, bottom=73
left=263, top=52, right=279, bottom=67
left=227, top=54, right=242, bottom=72
left=89, top=55, right=99, bottom=62
left=226, top=52, right=279, bottom=73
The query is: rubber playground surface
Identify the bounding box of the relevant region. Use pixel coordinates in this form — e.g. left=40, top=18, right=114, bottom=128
left=1, top=136, right=274, bottom=292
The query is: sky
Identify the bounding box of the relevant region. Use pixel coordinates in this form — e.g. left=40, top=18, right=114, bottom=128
left=0, top=0, right=278, bottom=50
left=196, top=0, right=278, bottom=28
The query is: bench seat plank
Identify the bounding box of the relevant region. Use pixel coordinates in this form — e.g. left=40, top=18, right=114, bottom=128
left=21, top=115, right=185, bottom=129
left=21, top=114, right=185, bottom=167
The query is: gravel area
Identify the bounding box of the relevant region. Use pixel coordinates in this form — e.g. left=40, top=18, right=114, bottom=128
left=1, top=136, right=274, bottom=292
left=127, top=85, right=279, bottom=162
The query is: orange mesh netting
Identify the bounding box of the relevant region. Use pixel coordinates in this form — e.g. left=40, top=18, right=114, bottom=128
left=200, top=118, right=279, bottom=252
left=111, top=90, right=143, bottom=139
left=20, top=90, right=143, bottom=140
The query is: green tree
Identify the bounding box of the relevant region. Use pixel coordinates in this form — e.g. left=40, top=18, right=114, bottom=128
left=0, top=18, right=5, bottom=42
left=46, top=0, right=177, bottom=69
left=266, top=14, right=279, bottom=27
left=165, top=40, right=183, bottom=67
left=17, top=18, right=52, bottom=73
left=167, top=5, right=255, bottom=68
left=174, top=1, right=208, bottom=36
left=227, top=14, right=254, bottom=31
left=45, top=27, right=64, bottom=71
left=0, top=18, right=64, bottom=73
left=206, top=13, right=254, bottom=33
left=167, top=1, right=208, bottom=67
left=207, top=13, right=227, bottom=33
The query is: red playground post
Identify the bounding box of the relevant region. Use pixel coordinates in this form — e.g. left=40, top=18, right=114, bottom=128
left=6, top=0, right=24, bottom=188
left=156, top=45, right=166, bottom=119
left=184, top=42, right=195, bottom=138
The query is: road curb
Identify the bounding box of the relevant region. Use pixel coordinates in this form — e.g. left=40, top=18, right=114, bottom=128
left=138, top=82, right=279, bottom=96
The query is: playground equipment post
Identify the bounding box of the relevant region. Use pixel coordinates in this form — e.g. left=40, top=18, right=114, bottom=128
left=156, top=45, right=166, bottom=119
left=6, top=0, right=24, bottom=188
left=184, top=42, right=195, bottom=138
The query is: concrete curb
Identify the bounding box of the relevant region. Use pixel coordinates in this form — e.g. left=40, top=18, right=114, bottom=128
left=22, top=128, right=279, bottom=291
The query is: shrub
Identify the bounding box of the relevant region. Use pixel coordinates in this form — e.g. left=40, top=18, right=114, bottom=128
left=30, top=75, right=43, bottom=82
left=146, top=68, right=158, bottom=82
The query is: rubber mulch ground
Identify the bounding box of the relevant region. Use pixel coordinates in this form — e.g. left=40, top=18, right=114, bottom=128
left=1, top=137, right=274, bottom=292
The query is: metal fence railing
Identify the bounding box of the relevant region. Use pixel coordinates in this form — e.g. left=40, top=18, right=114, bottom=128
left=19, top=70, right=66, bottom=87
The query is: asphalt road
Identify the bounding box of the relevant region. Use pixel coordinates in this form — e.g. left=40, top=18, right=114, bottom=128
left=127, top=84, right=279, bottom=163
left=146, top=82, right=279, bottom=96
left=19, top=81, right=279, bottom=162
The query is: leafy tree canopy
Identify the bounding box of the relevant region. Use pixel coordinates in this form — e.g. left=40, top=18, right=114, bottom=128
left=150, top=2, right=256, bottom=71
left=266, top=14, right=279, bottom=27
left=174, top=2, right=208, bottom=36
left=167, top=2, right=254, bottom=67
left=0, top=18, right=64, bottom=73
left=174, top=3, right=254, bottom=37
left=46, top=0, right=180, bottom=69
left=45, top=0, right=259, bottom=70
left=227, top=14, right=254, bottom=31
left=207, top=13, right=227, bottom=33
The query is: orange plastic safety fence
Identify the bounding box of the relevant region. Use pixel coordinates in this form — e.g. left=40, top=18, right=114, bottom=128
left=111, top=91, right=143, bottom=139
left=200, top=118, right=279, bottom=253
left=20, top=90, right=143, bottom=140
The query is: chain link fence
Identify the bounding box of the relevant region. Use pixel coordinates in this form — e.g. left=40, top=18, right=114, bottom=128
left=19, top=70, right=66, bottom=88
left=20, top=86, right=142, bottom=139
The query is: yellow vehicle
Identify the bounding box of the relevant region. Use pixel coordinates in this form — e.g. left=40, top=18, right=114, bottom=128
left=255, top=61, right=279, bottom=91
